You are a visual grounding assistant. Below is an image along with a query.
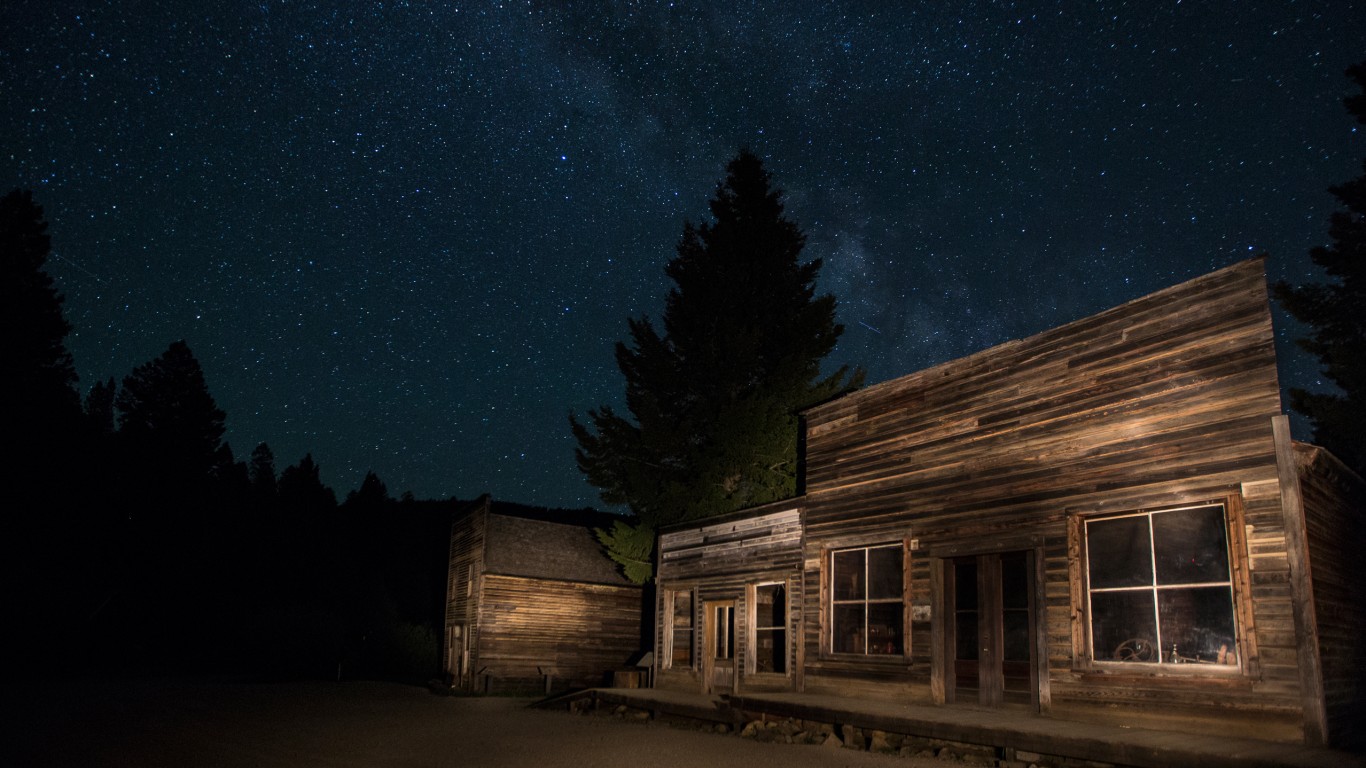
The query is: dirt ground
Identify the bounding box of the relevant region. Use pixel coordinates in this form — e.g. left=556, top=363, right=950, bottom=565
left=3, top=678, right=945, bottom=767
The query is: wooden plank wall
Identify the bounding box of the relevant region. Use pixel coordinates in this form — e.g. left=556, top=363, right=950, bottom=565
left=1294, top=444, right=1366, bottom=749
left=475, top=574, right=641, bottom=693
left=444, top=499, right=488, bottom=685
left=656, top=504, right=804, bottom=693
left=798, top=259, right=1306, bottom=738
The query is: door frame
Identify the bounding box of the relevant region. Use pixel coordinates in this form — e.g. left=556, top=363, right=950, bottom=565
left=701, top=599, right=737, bottom=695
left=932, top=546, right=1048, bottom=712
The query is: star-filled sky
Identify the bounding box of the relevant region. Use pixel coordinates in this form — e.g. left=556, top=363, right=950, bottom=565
left=4, top=2, right=1363, bottom=507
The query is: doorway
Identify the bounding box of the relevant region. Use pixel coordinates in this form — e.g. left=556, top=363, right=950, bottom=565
left=948, top=551, right=1036, bottom=707
left=447, top=622, right=470, bottom=689
left=702, top=600, right=736, bottom=695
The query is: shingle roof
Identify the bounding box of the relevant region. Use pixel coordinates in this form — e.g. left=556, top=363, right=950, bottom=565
left=482, top=511, right=635, bottom=586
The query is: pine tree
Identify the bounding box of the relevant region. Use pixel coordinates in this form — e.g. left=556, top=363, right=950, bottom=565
left=572, top=150, right=862, bottom=581
left=115, top=340, right=228, bottom=484
left=249, top=442, right=279, bottom=499
left=1274, top=62, right=1366, bottom=475
left=1, top=189, right=81, bottom=470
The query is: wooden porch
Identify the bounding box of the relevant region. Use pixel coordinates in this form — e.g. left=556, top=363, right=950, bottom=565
left=539, top=686, right=1365, bottom=768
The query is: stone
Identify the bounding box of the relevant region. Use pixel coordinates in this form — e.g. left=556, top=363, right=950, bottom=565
left=868, top=731, right=897, bottom=755
left=740, top=721, right=759, bottom=738
left=822, top=733, right=843, bottom=749
left=841, top=724, right=866, bottom=750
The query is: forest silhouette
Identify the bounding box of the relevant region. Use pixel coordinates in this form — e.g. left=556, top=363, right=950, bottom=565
left=2, top=188, right=577, bottom=681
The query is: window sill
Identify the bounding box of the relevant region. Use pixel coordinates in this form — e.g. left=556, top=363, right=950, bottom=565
left=1078, top=661, right=1247, bottom=682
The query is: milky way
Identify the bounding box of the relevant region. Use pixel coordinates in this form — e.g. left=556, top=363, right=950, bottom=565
left=4, top=2, right=1362, bottom=506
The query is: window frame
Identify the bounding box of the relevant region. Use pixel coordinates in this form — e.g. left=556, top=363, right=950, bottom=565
left=825, top=541, right=909, bottom=659
left=747, top=580, right=791, bottom=677
left=1080, top=502, right=1244, bottom=673
left=662, top=587, right=697, bottom=671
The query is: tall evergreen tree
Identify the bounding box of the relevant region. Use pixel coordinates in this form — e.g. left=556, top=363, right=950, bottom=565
left=249, top=441, right=279, bottom=499
left=1, top=189, right=81, bottom=466
left=115, top=340, right=228, bottom=484
left=572, top=150, right=862, bottom=582
left=1274, top=62, right=1366, bottom=475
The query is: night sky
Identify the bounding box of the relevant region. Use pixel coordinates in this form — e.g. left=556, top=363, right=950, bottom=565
left=4, top=2, right=1363, bottom=507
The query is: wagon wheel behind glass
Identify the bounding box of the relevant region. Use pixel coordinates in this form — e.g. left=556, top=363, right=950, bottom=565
left=1113, top=638, right=1157, bottom=662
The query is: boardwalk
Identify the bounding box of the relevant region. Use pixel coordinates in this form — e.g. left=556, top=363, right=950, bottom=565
left=569, top=687, right=1366, bottom=768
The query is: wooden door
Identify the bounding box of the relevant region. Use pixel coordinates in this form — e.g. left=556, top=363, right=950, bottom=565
left=702, top=600, right=736, bottom=695
left=949, top=551, right=1035, bottom=707
left=447, top=622, right=470, bottom=689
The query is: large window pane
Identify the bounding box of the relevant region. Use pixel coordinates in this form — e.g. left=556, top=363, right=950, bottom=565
left=1087, top=515, right=1153, bottom=589
left=833, top=604, right=865, bottom=653
left=1090, top=590, right=1158, bottom=662
left=1152, top=506, right=1230, bottom=585
left=1157, top=586, right=1237, bottom=663
left=868, top=546, right=903, bottom=599
left=867, top=603, right=904, bottom=654
left=833, top=549, right=864, bottom=601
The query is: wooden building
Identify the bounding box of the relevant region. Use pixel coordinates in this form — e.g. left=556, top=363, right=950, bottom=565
left=654, top=259, right=1365, bottom=748
left=443, top=496, right=643, bottom=694
left=655, top=500, right=804, bottom=696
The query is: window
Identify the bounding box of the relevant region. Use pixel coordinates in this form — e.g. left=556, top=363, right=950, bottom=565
left=753, top=583, right=787, bottom=674
left=1085, top=504, right=1239, bottom=667
left=831, top=544, right=904, bottom=655
left=666, top=590, right=695, bottom=669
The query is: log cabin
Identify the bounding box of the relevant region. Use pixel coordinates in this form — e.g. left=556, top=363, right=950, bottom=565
left=653, top=258, right=1365, bottom=748
left=443, top=496, right=643, bottom=694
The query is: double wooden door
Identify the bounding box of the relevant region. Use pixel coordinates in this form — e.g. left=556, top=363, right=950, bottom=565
left=948, top=551, right=1037, bottom=707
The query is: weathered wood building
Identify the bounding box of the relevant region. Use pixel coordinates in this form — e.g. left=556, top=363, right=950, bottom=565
left=655, top=500, right=804, bottom=695
left=654, top=259, right=1365, bottom=748
left=444, top=496, right=642, bottom=694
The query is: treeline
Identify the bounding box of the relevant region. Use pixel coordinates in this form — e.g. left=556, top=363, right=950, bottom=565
left=3, top=188, right=451, bottom=681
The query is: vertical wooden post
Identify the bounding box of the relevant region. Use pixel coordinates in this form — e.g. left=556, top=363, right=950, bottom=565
left=1273, top=415, right=1328, bottom=746
left=930, top=557, right=946, bottom=705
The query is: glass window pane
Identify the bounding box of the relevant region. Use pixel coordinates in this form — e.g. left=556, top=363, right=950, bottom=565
left=1004, top=609, right=1030, bottom=662
left=868, top=546, right=903, bottom=600
left=1091, top=590, right=1158, bottom=662
left=1001, top=552, right=1029, bottom=610
left=955, top=610, right=979, bottom=660
left=833, top=604, right=865, bottom=653
left=833, top=549, right=865, bottom=600
left=955, top=560, right=978, bottom=611
left=1087, top=516, right=1153, bottom=589
left=1158, top=586, right=1237, bottom=664
left=1152, top=506, right=1230, bottom=585
left=868, top=602, right=903, bottom=655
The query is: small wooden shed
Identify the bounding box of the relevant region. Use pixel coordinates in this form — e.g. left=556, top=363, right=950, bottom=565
left=654, top=500, right=805, bottom=696
left=656, top=259, right=1365, bottom=748
left=443, top=496, right=643, bottom=694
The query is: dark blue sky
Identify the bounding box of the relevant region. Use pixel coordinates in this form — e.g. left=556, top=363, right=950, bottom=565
left=4, top=2, right=1363, bottom=506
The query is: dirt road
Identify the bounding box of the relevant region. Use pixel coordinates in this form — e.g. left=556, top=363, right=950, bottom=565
left=4, top=678, right=940, bottom=767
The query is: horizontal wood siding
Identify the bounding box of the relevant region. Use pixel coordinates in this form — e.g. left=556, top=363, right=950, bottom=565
left=1295, top=444, right=1366, bottom=750
left=659, top=506, right=803, bottom=581
left=799, top=260, right=1307, bottom=737
left=475, top=574, right=641, bottom=693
